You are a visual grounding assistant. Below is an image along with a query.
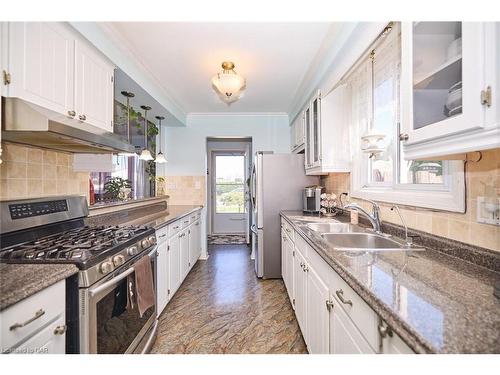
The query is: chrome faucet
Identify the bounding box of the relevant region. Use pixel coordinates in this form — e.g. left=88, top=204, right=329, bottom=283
left=390, top=205, right=412, bottom=247
left=344, top=199, right=382, bottom=233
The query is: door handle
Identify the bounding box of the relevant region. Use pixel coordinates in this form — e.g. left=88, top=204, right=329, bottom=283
left=335, top=289, right=353, bottom=306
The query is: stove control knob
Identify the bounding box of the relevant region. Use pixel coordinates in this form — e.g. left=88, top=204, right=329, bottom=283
left=148, top=235, right=157, bottom=245
left=141, top=239, right=150, bottom=249
left=99, top=260, right=113, bottom=274
left=112, top=254, right=125, bottom=267
left=127, top=246, right=138, bottom=256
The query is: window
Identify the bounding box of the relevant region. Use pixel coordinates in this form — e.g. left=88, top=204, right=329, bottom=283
left=348, top=23, right=465, bottom=212
left=215, top=155, right=246, bottom=213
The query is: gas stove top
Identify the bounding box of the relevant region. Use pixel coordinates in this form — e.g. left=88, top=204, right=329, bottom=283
left=0, top=195, right=157, bottom=287
left=0, top=225, right=154, bottom=269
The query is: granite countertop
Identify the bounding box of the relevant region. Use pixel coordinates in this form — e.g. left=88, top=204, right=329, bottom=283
left=123, top=205, right=203, bottom=229
left=0, top=263, right=78, bottom=311
left=85, top=201, right=203, bottom=230
left=281, top=211, right=500, bottom=354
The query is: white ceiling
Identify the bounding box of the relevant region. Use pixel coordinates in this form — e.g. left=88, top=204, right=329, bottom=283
left=101, top=22, right=333, bottom=114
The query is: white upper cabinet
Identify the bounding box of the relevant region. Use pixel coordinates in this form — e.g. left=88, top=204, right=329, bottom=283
left=3, top=22, right=115, bottom=133
left=304, top=87, right=350, bottom=175
left=290, top=113, right=305, bottom=153
left=74, top=39, right=114, bottom=132
left=6, top=22, right=75, bottom=117
left=401, top=22, right=499, bottom=159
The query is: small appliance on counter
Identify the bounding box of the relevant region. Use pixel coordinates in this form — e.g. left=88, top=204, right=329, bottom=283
left=303, top=185, right=325, bottom=214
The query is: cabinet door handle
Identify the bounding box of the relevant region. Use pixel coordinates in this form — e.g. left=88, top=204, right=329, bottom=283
left=399, top=133, right=409, bottom=141
left=378, top=322, right=393, bottom=338
left=53, top=325, right=67, bottom=335
left=67, top=110, right=76, bottom=117
left=326, top=300, right=334, bottom=312
left=159, top=233, right=166, bottom=238
left=282, top=235, right=287, bottom=241
left=9, top=309, right=45, bottom=330
left=335, top=289, right=353, bottom=306
left=79, top=114, right=87, bottom=121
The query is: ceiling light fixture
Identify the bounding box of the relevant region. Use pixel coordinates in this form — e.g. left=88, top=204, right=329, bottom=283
left=211, top=61, right=246, bottom=104
left=154, top=116, right=167, bottom=164
left=139, top=105, right=154, bottom=161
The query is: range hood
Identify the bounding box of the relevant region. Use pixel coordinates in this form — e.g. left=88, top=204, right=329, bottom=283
left=1, top=97, right=136, bottom=154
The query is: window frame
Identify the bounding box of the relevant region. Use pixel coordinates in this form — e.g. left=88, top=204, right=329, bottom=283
left=349, top=23, right=465, bottom=213
left=213, top=153, right=247, bottom=214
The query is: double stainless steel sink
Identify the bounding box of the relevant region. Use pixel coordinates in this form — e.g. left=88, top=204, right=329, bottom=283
left=299, top=220, right=422, bottom=252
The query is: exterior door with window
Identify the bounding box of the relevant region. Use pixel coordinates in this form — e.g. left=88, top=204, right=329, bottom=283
left=211, top=152, right=248, bottom=234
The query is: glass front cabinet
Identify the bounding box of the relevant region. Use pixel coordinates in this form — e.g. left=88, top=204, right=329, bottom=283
left=401, top=22, right=499, bottom=159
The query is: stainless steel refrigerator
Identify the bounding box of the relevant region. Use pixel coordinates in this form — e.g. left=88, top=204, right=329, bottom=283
left=250, top=152, right=318, bottom=279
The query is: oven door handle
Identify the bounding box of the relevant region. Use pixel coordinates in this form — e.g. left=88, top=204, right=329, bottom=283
left=89, top=247, right=157, bottom=298
left=89, top=267, right=135, bottom=297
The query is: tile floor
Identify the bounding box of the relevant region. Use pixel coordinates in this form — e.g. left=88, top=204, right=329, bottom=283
left=151, top=244, right=307, bottom=354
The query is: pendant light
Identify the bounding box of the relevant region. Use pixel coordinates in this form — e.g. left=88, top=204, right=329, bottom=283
left=211, top=61, right=246, bottom=104
left=119, top=91, right=137, bottom=156
left=154, top=116, right=167, bottom=164
left=139, top=105, right=154, bottom=161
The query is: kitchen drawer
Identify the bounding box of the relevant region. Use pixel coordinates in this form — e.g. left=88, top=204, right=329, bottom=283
left=156, top=225, right=169, bottom=244
left=180, top=216, right=191, bottom=229
left=330, top=269, right=379, bottom=351
left=168, top=220, right=182, bottom=238
left=281, top=218, right=295, bottom=243
left=1, top=280, right=65, bottom=352
left=12, top=315, right=66, bottom=354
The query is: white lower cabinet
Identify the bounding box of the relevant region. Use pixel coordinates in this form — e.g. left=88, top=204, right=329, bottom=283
left=305, top=266, right=330, bottom=354
left=0, top=280, right=66, bottom=354
left=293, top=247, right=307, bottom=335
left=329, top=296, right=375, bottom=354
left=156, top=237, right=169, bottom=315
left=14, top=315, right=66, bottom=354
left=281, top=217, right=415, bottom=354
left=168, top=233, right=181, bottom=299
left=281, top=225, right=294, bottom=306
left=180, top=228, right=189, bottom=279
left=157, top=209, right=203, bottom=316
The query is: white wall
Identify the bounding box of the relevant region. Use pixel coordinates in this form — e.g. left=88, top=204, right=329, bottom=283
left=160, top=114, right=290, bottom=176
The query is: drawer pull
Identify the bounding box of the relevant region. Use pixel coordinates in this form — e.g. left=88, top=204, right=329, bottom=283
left=159, top=233, right=167, bottom=238
left=285, top=228, right=291, bottom=233
left=9, top=309, right=45, bottom=330
left=335, top=289, right=353, bottom=306
left=173, top=226, right=180, bottom=230
left=53, top=325, right=67, bottom=335
left=184, top=221, right=189, bottom=224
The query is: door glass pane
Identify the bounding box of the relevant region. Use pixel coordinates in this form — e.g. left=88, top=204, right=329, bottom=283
left=305, top=108, right=311, bottom=165
left=369, top=65, right=396, bottom=185
left=313, top=98, right=319, bottom=163
left=215, top=155, right=246, bottom=213
left=412, top=22, right=462, bottom=129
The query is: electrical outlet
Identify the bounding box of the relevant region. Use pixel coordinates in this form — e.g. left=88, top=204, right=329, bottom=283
left=476, top=196, right=500, bottom=226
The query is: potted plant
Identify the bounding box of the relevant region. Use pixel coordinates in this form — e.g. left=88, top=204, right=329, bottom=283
left=104, top=177, right=133, bottom=201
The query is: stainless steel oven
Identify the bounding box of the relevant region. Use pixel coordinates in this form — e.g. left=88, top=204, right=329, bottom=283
left=79, top=246, right=158, bottom=354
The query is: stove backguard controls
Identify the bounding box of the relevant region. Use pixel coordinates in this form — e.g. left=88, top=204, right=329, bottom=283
left=9, top=199, right=68, bottom=219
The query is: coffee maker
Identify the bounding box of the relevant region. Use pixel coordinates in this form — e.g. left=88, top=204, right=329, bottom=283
left=303, top=185, right=325, bottom=214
